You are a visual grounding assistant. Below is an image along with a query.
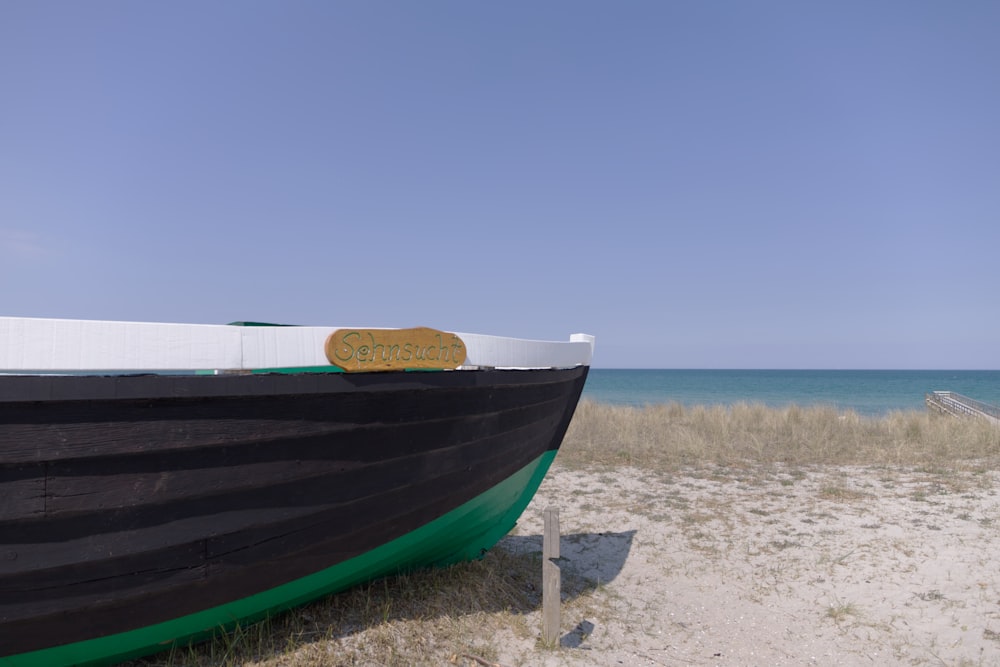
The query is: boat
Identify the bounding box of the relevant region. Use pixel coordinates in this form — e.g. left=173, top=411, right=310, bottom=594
left=0, top=317, right=593, bottom=666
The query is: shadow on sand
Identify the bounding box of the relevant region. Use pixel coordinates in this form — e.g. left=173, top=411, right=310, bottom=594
left=498, top=529, right=636, bottom=589
left=130, top=530, right=636, bottom=665
left=498, top=530, right=636, bottom=648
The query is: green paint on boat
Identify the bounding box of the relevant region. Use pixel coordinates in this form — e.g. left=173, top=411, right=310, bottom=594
left=248, top=366, right=449, bottom=375
left=249, top=365, right=345, bottom=374
left=6, top=451, right=559, bottom=667
left=227, top=321, right=296, bottom=327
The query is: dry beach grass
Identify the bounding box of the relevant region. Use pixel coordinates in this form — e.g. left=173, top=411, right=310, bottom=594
left=561, top=400, right=1000, bottom=470
left=131, top=401, right=1000, bottom=667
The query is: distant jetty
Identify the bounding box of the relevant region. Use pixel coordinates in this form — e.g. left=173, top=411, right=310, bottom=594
left=926, top=391, right=1000, bottom=424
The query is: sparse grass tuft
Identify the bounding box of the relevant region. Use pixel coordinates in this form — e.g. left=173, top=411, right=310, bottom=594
left=817, top=485, right=870, bottom=502
left=825, top=600, right=861, bottom=622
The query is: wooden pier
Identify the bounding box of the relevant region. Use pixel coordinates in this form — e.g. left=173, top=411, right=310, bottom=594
left=925, top=391, right=1000, bottom=424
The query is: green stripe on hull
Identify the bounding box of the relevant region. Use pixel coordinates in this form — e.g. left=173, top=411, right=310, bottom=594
left=7, top=451, right=559, bottom=667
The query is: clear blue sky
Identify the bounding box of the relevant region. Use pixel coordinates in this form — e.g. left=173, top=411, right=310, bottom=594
left=2, top=2, right=998, bottom=369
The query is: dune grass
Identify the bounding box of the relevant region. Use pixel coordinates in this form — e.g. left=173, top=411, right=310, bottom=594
left=128, top=401, right=1000, bottom=666
left=558, top=399, right=1000, bottom=470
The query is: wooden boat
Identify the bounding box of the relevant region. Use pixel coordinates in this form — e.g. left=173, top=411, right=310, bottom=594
left=0, top=317, right=593, bottom=666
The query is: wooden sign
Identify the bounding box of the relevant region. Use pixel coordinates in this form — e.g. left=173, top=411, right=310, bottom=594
left=325, top=327, right=467, bottom=372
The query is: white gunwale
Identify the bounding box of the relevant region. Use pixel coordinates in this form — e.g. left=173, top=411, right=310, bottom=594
left=0, top=317, right=594, bottom=373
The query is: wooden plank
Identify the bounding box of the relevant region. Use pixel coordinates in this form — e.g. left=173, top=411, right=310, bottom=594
left=0, top=316, right=242, bottom=371
left=5, top=408, right=557, bottom=572
left=0, top=316, right=592, bottom=371
left=0, top=464, right=45, bottom=520
left=244, top=326, right=593, bottom=370
left=325, top=327, right=466, bottom=372
left=542, top=507, right=561, bottom=646
left=458, top=332, right=594, bottom=369
left=0, top=541, right=207, bottom=619
left=37, top=399, right=562, bottom=514
left=0, top=370, right=582, bottom=463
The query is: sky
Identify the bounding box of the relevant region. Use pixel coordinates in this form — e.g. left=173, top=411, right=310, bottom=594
left=2, top=2, right=998, bottom=369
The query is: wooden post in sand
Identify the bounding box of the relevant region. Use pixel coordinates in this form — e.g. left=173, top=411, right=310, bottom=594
left=542, top=507, right=561, bottom=645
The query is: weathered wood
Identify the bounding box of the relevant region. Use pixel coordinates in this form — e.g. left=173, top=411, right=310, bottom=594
left=325, top=327, right=466, bottom=371
left=0, top=367, right=589, bottom=659
left=0, top=464, right=45, bottom=520
left=542, top=506, right=561, bottom=645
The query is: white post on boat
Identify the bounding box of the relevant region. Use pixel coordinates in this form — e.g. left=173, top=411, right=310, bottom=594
left=542, top=506, right=561, bottom=646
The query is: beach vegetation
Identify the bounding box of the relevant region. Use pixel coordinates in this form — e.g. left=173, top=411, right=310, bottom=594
left=128, top=534, right=597, bottom=667
left=558, top=400, right=1000, bottom=471
left=825, top=600, right=861, bottom=622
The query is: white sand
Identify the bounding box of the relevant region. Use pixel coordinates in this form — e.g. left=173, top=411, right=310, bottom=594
left=492, top=463, right=1000, bottom=666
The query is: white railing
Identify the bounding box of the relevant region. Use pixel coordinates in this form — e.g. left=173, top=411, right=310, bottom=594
left=926, top=391, right=1000, bottom=424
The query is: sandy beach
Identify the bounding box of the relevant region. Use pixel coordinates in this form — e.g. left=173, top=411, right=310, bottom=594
left=486, top=462, right=1000, bottom=666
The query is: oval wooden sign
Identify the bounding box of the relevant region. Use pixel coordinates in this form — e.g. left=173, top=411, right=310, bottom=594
left=325, top=327, right=467, bottom=372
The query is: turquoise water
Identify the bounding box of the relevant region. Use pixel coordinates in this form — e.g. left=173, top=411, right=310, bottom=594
left=583, top=369, right=1000, bottom=417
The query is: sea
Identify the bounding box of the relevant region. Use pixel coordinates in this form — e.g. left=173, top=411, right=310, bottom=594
left=582, top=369, right=1000, bottom=418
